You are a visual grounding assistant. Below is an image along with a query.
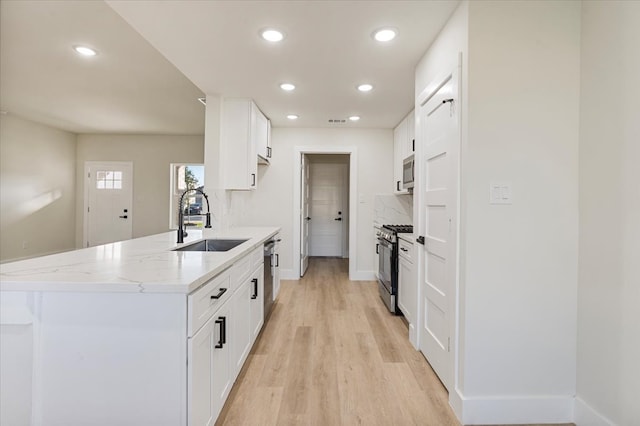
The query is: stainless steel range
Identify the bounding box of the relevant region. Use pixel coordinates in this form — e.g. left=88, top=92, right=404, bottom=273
left=376, top=224, right=413, bottom=314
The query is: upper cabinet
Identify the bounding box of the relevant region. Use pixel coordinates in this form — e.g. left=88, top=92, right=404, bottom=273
left=256, top=112, right=272, bottom=165
left=393, top=109, right=415, bottom=194
left=222, top=99, right=270, bottom=191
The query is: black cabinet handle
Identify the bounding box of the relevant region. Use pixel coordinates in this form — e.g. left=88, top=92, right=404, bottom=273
left=334, top=217, right=342, bottom=221
left=400, top=247, right=408, bottom=252
left=267, top=147, right=272, bottom=158
left=416, top=236, right=425, bottom=245
left=412, top=139, right=415, bottom=152
left=214, top=316, right=226, bottom=348
left=306, top=217, right=311, bottom=221
left=275, top=253, right=279, bottom=267
left=251, top=278, right=258, bottom=299
left=119, top=215, right=128, bottom=219
left=251, top=173, right=256, bottom=186
left=396, top=181, right=400, bottom=191
left=211, top=287, right=228, bottom=300
left=376, top=243, right=379, bottom=254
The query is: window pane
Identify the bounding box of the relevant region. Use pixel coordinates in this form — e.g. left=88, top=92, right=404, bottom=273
left=97, top=181, right=105, bottom=189
left=97, top=171, right=106, bottom=180
left=114, top=171, right=122, bottom=180
left=105, top=180, right=114, bottom=189
left=114, top=181, right=122, bottom=189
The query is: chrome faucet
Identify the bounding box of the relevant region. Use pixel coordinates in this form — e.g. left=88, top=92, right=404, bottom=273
left=177, top=188, right=212, bottom=243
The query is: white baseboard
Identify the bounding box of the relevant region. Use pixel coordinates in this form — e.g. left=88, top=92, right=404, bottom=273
left=349, top=270, right=377, bottom=281
left=457, top=394, right=574, bottom=425
left=280, top=269, right=376, bottom=281
left=574, top=396, right=615, bottom=426
left=279, top=269, right=298, bottom=280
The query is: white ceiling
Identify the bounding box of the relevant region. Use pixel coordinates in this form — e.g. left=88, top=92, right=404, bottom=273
left=1, top=0, right=460, bottom=134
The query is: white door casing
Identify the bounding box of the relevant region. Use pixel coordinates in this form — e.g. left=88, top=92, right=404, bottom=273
left=84, top=162, right=133, bottom=247
left=292, top=147, right=358, bottom=281
left=308, top=163, right=345, bottom=257
left=417, top=66, right=459, bottom=392
left=300, top=154, right=310, bottom=276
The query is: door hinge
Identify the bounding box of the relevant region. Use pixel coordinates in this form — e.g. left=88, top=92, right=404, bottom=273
left=447, top=337, right=451, bottom=352
left=87, top=206, right=90, bottom=213
left=88, top=171, right=91, bottom=178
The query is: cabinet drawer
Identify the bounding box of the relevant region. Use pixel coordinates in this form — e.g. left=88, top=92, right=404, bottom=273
left=250, top=245, right=263, bottom=269
left=188, top=269, right=231, bottom=337
left=398, top=238, right=414, bottom=262
left=231, top=253, right=252, bottom=286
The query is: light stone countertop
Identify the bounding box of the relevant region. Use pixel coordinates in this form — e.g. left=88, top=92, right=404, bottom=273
left=0, top=227, right=280, bottom=294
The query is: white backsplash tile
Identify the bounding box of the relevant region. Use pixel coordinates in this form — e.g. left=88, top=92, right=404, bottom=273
left=374, top=194, right=413, bottom=227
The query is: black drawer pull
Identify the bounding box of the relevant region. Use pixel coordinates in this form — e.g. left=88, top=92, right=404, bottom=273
left=214, top=316, right=226, bottom=349
left=251, top=278, right=258, bottom=299
left=211, top=287, right=227, bottom=300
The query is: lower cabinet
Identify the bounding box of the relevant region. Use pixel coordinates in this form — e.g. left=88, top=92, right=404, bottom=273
left=231, top=277, right=252, bottom=379
left=189, top=297, right=232, bottom=426
left=397, top=237, right=417, bottom=348
left=187, top=245, right=266, bottom=426
left=250, top=264, right=264, bottom=343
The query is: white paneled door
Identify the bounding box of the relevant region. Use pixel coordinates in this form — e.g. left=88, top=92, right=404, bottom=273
left=418, top=68, right=459, bottom=391
left=84, top=162, right=133, bottom=247
left=300, top=154, right=310, bottom=276
left=308, top=163, right=345, bottom=257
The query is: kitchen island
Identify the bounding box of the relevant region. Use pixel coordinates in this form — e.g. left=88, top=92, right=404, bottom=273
left=0, top=227, right=280, bottom=426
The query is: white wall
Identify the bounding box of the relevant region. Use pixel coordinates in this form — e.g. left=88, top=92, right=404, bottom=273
left=229, top=127, right=393, bottom=279
left=463, top=0, right=580, bottom=413
left=0, top=114, right=77, bottom=262
left=76, top=134, right=203, bottom=246
left=416, top=1, right=581, bottom=423
left=576, top=2, right=640, bottom=425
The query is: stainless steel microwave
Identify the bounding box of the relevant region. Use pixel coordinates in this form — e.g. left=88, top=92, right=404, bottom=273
left=402, top=154, right=415, bottom=189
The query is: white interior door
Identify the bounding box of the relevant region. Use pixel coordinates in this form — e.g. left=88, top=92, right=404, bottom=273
left=84, top=162, right=133, bottom=247
left=308, top=163, right=344, bottom=257
left=300, top=155, right=310, bottom=276
left=418, top=72, right=458, bottom=391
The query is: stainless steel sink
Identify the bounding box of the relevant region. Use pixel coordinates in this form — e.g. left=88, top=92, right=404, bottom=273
left=174, top=239, right=248, bottom=252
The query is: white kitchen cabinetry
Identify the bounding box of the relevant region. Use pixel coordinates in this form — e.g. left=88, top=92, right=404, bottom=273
left=272, top=236, right=281, bottom=300
left=186, top=246, right=267, bottom=424
left=231, top=277, right=252, bottom=379
left=223, top=99, right=270, bottom=190
left=257, top=114, right=272, bottom=164
left=250, top=265, right=264, bottom=342
left=397, top=236, right=418, bottom=348
left=393, top=109, right=415, bottom=194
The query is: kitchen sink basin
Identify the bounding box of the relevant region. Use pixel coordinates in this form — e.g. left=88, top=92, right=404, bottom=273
left=174, top=239, right=248, bottom=252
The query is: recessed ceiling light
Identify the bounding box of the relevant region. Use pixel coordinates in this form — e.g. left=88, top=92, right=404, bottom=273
left=280, top=83, right=296, bottom=91
left=73, top=45, right=97, bottom=56
left=372, top=28, right=397, bottom=42
left=261, top=29, right=285, bottom=42
left=349, top=116, right=361, bottom=121
left=287, top=114, right=299, bottom=120
left=357, top=84, right=373, bottom=92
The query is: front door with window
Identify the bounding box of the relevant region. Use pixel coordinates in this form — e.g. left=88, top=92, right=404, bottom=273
left=84, top=162, right=133, bottom=247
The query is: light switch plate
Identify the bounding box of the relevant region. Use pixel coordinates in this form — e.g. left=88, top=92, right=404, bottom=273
left=489, top=182, right=512, bottom=204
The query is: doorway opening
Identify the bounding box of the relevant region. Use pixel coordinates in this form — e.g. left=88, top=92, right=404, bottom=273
left=307, top=154, right=350, bottom=258
left=293, top=147, right=358, bottom=280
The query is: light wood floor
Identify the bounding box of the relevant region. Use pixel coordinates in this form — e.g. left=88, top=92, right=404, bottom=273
left=216, top=257, right=460, bottom=425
